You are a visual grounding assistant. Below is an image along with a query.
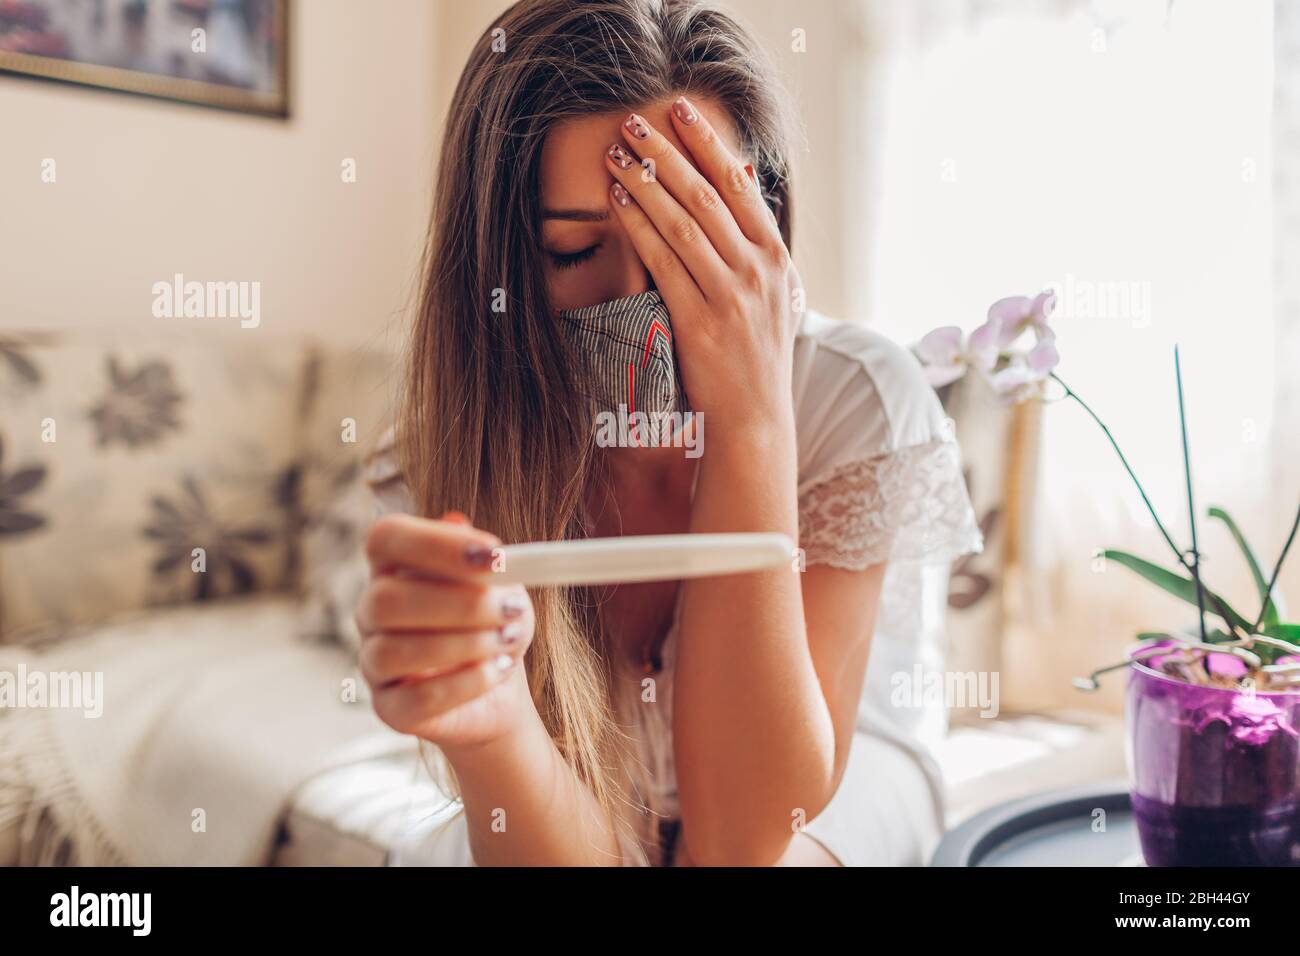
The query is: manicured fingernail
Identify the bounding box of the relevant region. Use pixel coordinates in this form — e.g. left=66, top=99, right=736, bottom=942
left=624, top=113, right=651, bottom=139
left=464, top=544, right=495, bottom=569
left=500, top=594, right=526, bottom=620
left=494, top=654, right=515, bottom=673
left=672, top=97, right=698, bottom=125
left=611, top=182, right=630, bottom=206
left=499, top=622, right=524, bottom=646
left=607, top=143, right=634, bottom=169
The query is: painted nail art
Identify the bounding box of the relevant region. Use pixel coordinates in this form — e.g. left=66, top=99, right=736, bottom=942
left=465, top=544, right=495, bottom=569
left=624, top=113, right=651, bottom=139
left=608, top=144, right=634, bottom=169
left=611, top=182, right=630, bottom=207
left=672, top=97, right=698, bottom=125
left=499, top=622, right=524, bottom=646
left=500, top=594, right=526, bottom=620
left=494, top=654, right=515, bottom=673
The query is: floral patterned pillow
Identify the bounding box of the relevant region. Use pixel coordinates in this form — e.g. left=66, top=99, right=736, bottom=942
left=0, top=333, right=308, bottom=642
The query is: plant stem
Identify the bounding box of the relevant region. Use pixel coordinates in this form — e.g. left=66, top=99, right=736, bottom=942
left=1254, top=500, right=1300, bottom=632
left=1050, top=372, right=1185, bottom=562
left=1174, top=346, right=1208, bottom=643
left=1049, top=371, right=1248, bottom=641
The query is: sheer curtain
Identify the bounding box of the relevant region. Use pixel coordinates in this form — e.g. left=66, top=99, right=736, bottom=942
left=1274, top=0, right=1300, bottom=610
left=838, top=0, right=1283, bottom=712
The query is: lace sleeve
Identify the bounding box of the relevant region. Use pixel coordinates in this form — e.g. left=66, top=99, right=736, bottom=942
left=797, top=437, right=983, bottom=571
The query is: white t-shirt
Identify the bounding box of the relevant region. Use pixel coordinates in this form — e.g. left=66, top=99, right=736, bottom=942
left=365, top=308, right=982, bottom=866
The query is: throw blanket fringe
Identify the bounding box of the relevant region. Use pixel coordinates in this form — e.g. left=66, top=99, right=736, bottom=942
left=0, top=642, right=123, bottom=865
left=0, top=704, right=125, bottom=866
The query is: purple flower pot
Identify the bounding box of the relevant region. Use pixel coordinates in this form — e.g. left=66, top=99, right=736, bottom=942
left=1127, top=642, right=1300, bottom=866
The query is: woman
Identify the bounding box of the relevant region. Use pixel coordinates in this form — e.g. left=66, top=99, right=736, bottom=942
left=357, top=0, right=981, bottom=866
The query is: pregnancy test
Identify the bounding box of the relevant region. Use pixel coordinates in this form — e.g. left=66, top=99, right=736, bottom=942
left=490, top=532, right=795, bottom=587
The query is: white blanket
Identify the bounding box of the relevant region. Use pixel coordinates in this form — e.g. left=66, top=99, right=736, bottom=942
left=0, top=596, right=417, bottom=866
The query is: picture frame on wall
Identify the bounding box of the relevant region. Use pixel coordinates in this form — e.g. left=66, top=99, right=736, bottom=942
left=0, top=0, right=289, bottom=118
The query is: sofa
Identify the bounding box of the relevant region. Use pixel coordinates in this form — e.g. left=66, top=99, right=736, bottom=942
left=0, top=328, right=461, bottom=865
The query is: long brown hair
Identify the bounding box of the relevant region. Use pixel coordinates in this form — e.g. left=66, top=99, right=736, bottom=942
left=399, top=0, right=795, bottom=863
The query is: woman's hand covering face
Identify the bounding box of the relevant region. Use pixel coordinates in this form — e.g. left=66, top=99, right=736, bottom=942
left=602, top=97, right=801, bottom=436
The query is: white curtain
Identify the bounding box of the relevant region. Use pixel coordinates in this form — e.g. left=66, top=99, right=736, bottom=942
left=838, top=0, right=1286, bottom=713
left=1274, top=0, right=1300, bottom=607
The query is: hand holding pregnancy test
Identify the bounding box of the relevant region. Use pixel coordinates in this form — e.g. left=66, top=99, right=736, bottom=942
left=358, top=512, right=795, bottom=748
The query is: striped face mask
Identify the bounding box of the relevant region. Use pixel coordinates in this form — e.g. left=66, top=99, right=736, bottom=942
left=555, top=290, right=691, bottom=445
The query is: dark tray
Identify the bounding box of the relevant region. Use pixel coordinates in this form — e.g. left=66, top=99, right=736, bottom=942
left=930, top=781, right=1142, bottom=866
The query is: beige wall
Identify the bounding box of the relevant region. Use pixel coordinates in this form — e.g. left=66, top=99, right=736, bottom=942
left=0, top=1, right=851, bottom=343
left=0, top=0, right=438, bottom=348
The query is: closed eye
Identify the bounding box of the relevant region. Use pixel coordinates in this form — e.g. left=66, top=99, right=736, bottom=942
left=548, top=244, right=600, bottom=271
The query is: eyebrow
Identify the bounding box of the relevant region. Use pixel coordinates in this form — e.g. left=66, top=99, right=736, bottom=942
left=542, top=208, right=609, bottom=222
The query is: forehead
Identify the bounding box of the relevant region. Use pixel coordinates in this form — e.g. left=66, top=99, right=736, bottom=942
left=539, top=98, right=744, bottom=211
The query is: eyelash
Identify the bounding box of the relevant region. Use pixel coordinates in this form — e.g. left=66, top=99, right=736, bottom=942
left=549, top=244, right=600, bottom=271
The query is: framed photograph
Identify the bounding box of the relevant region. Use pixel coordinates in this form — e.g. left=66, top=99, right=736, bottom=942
left=0, top=0, right=289, bottom=117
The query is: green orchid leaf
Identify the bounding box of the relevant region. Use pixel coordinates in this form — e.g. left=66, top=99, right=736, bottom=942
left=1134, top=629, right=1233, bottom=644
left=1208, top=506, right=1279, bottom=629
left=1102, top=549, right=1255, bottom=636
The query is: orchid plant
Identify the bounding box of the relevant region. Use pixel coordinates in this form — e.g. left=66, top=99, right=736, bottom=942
left=915, top=291, right=1062, bottom=404
left=914, top=292, right=1300, bottom=687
